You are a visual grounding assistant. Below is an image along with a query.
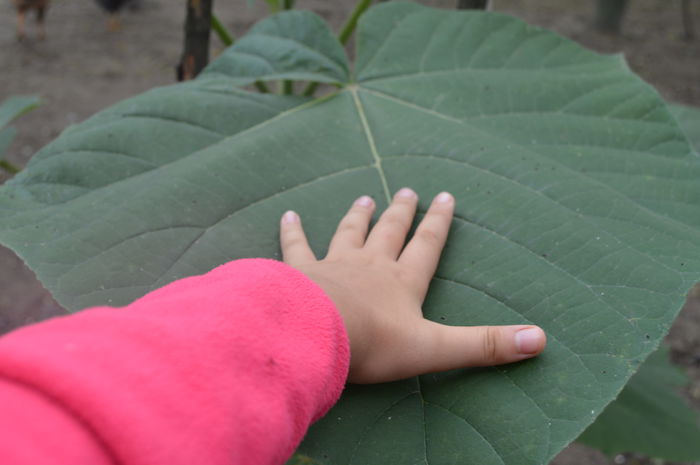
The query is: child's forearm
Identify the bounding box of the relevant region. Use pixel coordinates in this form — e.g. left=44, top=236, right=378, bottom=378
left=0, top=259, right=349, bottom=465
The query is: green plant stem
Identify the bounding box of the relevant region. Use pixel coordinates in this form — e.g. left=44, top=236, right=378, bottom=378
left=255, top=81, right=270, bottom=93
left=211, top=14, right=234, bottom=46
left=303, top=0, right=372, bottom=97
left=266, top=0, right=280, bottom=13
left=278, top=0, right=294, bottom=93
left=301, top=82, right=319, bottom=99
left=0, top=159, right=20, bottom=175
left=210, top=13, right=269, bottom=93
left=338, top=0, right=372, bottom=45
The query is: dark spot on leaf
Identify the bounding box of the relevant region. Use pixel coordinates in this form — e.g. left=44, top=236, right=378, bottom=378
left=440, top=316, right=446, bottom=321
left=542, top=253, right=548, bottom=258
left=602, top=370, right=607, bottom=374
left=645, top=334, right=650, bottom=339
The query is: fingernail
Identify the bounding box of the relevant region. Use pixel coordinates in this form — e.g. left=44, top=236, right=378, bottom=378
left=396, top=187, right=416, bottom=199
left=435, top=192, right=453, bottom=204
left=515, top=327, right=545, bottom=354
left=282, top=210, right=298, bottom=224
left=354, top=195, right=374, bottom=208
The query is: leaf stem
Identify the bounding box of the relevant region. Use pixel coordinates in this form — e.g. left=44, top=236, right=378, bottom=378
left=211, top=13, right=234, bottom=46
left=283, top=0, right=295, bottom=9
left=210, top=13, right=268, bottom=92
left=266, top=0, right=280, bottom=13
left=303, top=0, right=372, bottom=97
left=338, top=0, right=372, bottom=45
left=301, top=81, right=319, bottom=97
left=255, top=81, right=270, bottom=93
left=0, top=159, right=20, bottom=175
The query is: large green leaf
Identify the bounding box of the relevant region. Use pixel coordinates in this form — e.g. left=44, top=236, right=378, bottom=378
left=575, top=103, right=700, bottom=461
left=1, top=3, right=699, bottom=464
left=577, top=346, right=700, bottom=461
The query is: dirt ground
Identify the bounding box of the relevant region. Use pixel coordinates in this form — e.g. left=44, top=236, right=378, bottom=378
left=0, top=0, right=699, bottom=464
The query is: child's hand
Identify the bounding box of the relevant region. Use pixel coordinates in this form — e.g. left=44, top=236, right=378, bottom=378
left=280, top=188, right=546, bottom=384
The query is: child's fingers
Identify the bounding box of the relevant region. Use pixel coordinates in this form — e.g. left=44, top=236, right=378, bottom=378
left=364, top=188, right=418, bottom=259
left=326, top=195, right=375, bottom=259
left=354, top=323, right=546, bottom=383
left=280, top=211, right=316, bottom=265
left=398, top=192, right=454, bottom=300
left=416, top=323, right=547, bottom=375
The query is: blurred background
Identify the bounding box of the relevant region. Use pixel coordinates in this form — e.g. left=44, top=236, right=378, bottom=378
left=1, top=1, right=699, bottom=464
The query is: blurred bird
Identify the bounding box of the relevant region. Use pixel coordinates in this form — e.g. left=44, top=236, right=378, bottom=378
left=12, top=0, right=50, bottom=41
left=93, top=0, right=141, bottom=31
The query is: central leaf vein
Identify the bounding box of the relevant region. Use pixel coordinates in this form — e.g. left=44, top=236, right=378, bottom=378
left=350, top=86, right=391, bottom=204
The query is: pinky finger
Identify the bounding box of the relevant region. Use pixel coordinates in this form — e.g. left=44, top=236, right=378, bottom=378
left=280, top=211, right=316, bottom=265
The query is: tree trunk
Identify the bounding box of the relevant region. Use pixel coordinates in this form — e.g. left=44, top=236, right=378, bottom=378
left=177, top=0, right=213, bottom=81
left=457, top=0, right=489, bottom=9
left=682, top=0, right=695, bottom=40
left=594, top=0, right=628, bottom=34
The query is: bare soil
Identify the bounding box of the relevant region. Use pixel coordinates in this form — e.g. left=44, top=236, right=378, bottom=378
left=0, top=1, right=699, bottom=464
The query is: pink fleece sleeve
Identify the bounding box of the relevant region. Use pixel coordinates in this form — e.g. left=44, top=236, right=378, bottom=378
left=0, top=258, right=350, bottom=465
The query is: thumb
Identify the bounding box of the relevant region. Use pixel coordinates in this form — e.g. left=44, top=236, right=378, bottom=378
left=420, top=323, right=547, bottom=373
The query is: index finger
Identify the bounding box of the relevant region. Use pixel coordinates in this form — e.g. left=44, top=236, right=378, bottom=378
left=398, top=192, right=454, bottom=300
left=280, top=211, right=317, bottom=265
